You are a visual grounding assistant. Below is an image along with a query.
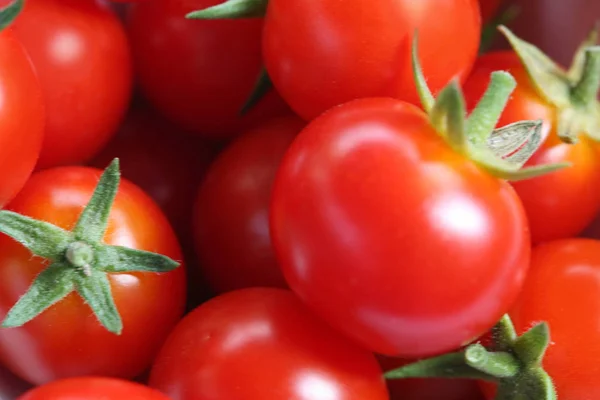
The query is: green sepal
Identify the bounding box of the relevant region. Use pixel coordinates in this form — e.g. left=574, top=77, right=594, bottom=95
left=411, top=33, right=435, bottom=114
left=0, top=0, right=23, bottom=31
left=568, top=23, right=600, bottom=81
left=74, top=271, right=122, bottom=334
left=430, top=79, right=467, bottom=153
left=0, top=211, right=72, bottom=260
left=570, top=46, right=600, bottom=107
left=479, top=5, right=520, bottom=54
left=486, top=121, right=542, bottom=164
left=491, top=314, right=519, bottom=351
left=2, top=263, right=76, bottom=328
left=513, top=322, right=550, bottom=366
left=73, top=159, right=120, bottom=243
left=239, top=67, right=272, bottom=116
left=94, top=244, right=180, bottom=273
left=186, top=0, right=268, bottom=19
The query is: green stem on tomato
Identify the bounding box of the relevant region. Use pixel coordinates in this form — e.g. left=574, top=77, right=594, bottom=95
left=0, top=0, right=24, bottom=31
left=186, top=0, right=268, bottom=19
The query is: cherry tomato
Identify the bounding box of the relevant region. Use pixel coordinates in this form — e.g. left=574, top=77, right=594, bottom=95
left=270, top=97, right=530, bottom=358
left=0, top=29, right=45, bottom=208
left=379, top=356, right=484, bottom=400
left=463, top=52, right=600, bottom=243
left=149, top=288, right=388, bottom=400
left=127, top=0, right=290, bottom=139
left=263, top=0, right=481, bottom=121
left=479, top=0, right=502, bottom=22
left=193, top=116, right=304, bottom=293
left=0, top=166, right=186, bottom=385
left=10, top=0, right=132, bottom=169
left=18, top=377, right=170, bottom=400
left=482, top=239, right=600, bottom=400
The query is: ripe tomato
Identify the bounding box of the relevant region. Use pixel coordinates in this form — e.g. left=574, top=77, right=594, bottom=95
left=193, top=116, right=304, bottom=293
left=0, top=29, right=45, bottom=208
left=483, top=239, right=600, bottom=400
left=11, top=0, right=132, bottom=169
left=149, top=288, right=388, bottom=400
left=127, top=0, right=290, bottom=139
left=463, top=52, right=600, bottom=243
left=379, top=356, right=484, bottom=400
left=479, top=0, right=502, bottom=23
left=263, top=0, right=481, bottom=121
left=270, top=97, right=531, bottom=358
left=0, top=166, right=186, bottom=385
left=18, top=377, right=170, bottom=400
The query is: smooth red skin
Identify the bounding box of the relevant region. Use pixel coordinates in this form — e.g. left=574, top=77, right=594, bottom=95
left=193, top=116, right=304, bottom=293
left=263, top=0, right=481, bottom=121
left=379, top=356, right=484, bottom=400
left=90, top=107, right=214, bottom=249
left=482, top=239, right=600, bottom=400
left=270, top=98, right=531, bottom=357
left=10, top=0, right=132, bottom=169
left=18, top=377, right=170, bottom=400
left=0, top=167, right=187, bottom=385
left=127, top=0, right=290, bottom=139
left=463, top=51, right=600, bottom=244
left=0, top=29, right=45, bottom=208
left=149, top=288, right=388, bottom=400
left=479, top=0, right=502, bottom=22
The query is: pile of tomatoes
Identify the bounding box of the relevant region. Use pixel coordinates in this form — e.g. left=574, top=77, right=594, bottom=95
left=0, top=0, right=599, bottom=399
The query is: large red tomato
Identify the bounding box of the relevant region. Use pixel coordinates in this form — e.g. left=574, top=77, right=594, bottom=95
left=0, top=166, right=186, bottom=385
left=483, top=239, right=600, bottom=400
left=270, top=98, right=531, bottom=358
left=0, top=29, right=45, bottom=208
left=463, top=51, right=600, bottom=243
left=11, top=0, right=132, bottom=169
left=193, top=116, right=304, bottom=293
left=18, top=377, right=170, bottom=400
left=127, top=0, right=290, bottom=139
left=263, top=0, right=481, bottom=120
left=149, top=288, right=389, bottom=400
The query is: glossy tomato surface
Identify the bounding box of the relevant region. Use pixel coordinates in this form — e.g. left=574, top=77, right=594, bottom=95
left=463, top=51, right=600, bottom=243
left=193, top=116, right=304, bottom=293
left=18, top=377, right=170, bottom=400
left=11, top=0, right=132, bottom=169
left=484, top=239, right=600, bottom=400
left=127, top=0, right=290, bottom=138
left=0, top=166, right=186, bottom=385
left=149, top=288, right=388, bottom=400
left=270, top=98, right=531, bottom=357
left=263, top=0, right=481, bottom=120
left=0, top=29, right=45, bottom=208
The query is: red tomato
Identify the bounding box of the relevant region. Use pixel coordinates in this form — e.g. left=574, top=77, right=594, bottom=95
left=0, top=166, right=186, bottom=385
left=18, top=377, right=170, bottom=400
left=127, top=0, right=290, bottom=139
left=10, top=0, right=132, bottom=169
left=479, top=0, right=502, bottom=22
left=263, top=0, right=481, bottom=121
left=483, top=239, right=600, bottom=400
left=0, top=29, right=45, bottom=208
left=463, top=52, right=600, bottom=243
left=193, top=116, right=304, bottom=293
left=149, top=288, right=388, bottom=400
left=270, top=98, right=531, bottom=357
left=379, top=356, right=484, bottom=400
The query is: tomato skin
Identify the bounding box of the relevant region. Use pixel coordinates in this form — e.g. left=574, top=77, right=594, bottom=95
left=11, top=0, right=132, bottom=169
left=479, top=0, right=502, bottom=22
left=0, top=167, right=186, bottom=385
left=127, top=0, right=290, bottom=138
left=463, top=51, right=600, bottom=244
left=193, top=116, right=304, bottom=293
left=0, top=29, right=45, bottom=208
left=482, top=239, right=600, bottom=400
left=18, top=377, right=170, bottom=400
left=270, top=98, right=530, bottom=357
left=149, top=288, right=388, bottom=400
left=263, top=0, right=481, bottom=121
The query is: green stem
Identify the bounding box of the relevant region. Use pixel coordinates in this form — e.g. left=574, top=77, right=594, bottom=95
left=411, top=32, right=435, bottom=114
left=384, top=351, right=494, bottom=381
left=186, top=0, right=268, bottom=19
left=466, top=71, right=517, bottom=145
left=465, top=344, right=519, bottom=378
left=570, top=46, right=600, bottom=107
left=0, top=0, right=23, bottom=31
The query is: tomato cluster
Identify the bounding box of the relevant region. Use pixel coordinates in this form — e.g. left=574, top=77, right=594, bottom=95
left=0, top=0, right=599, bottom=399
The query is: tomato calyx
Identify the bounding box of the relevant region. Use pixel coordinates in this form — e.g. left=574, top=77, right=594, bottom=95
left=0, top=159, right=181, bottom=335
left=479, top=4, right=520, bottom=54
left=385, top=315, right=556, bottom=400
left=0, top=0, right=24, bottom=31
left=499, top=25, right=600, bottom=144
left=412, top=35, right=568, bottom=181
left=186, top=0, right=267, bottom=19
